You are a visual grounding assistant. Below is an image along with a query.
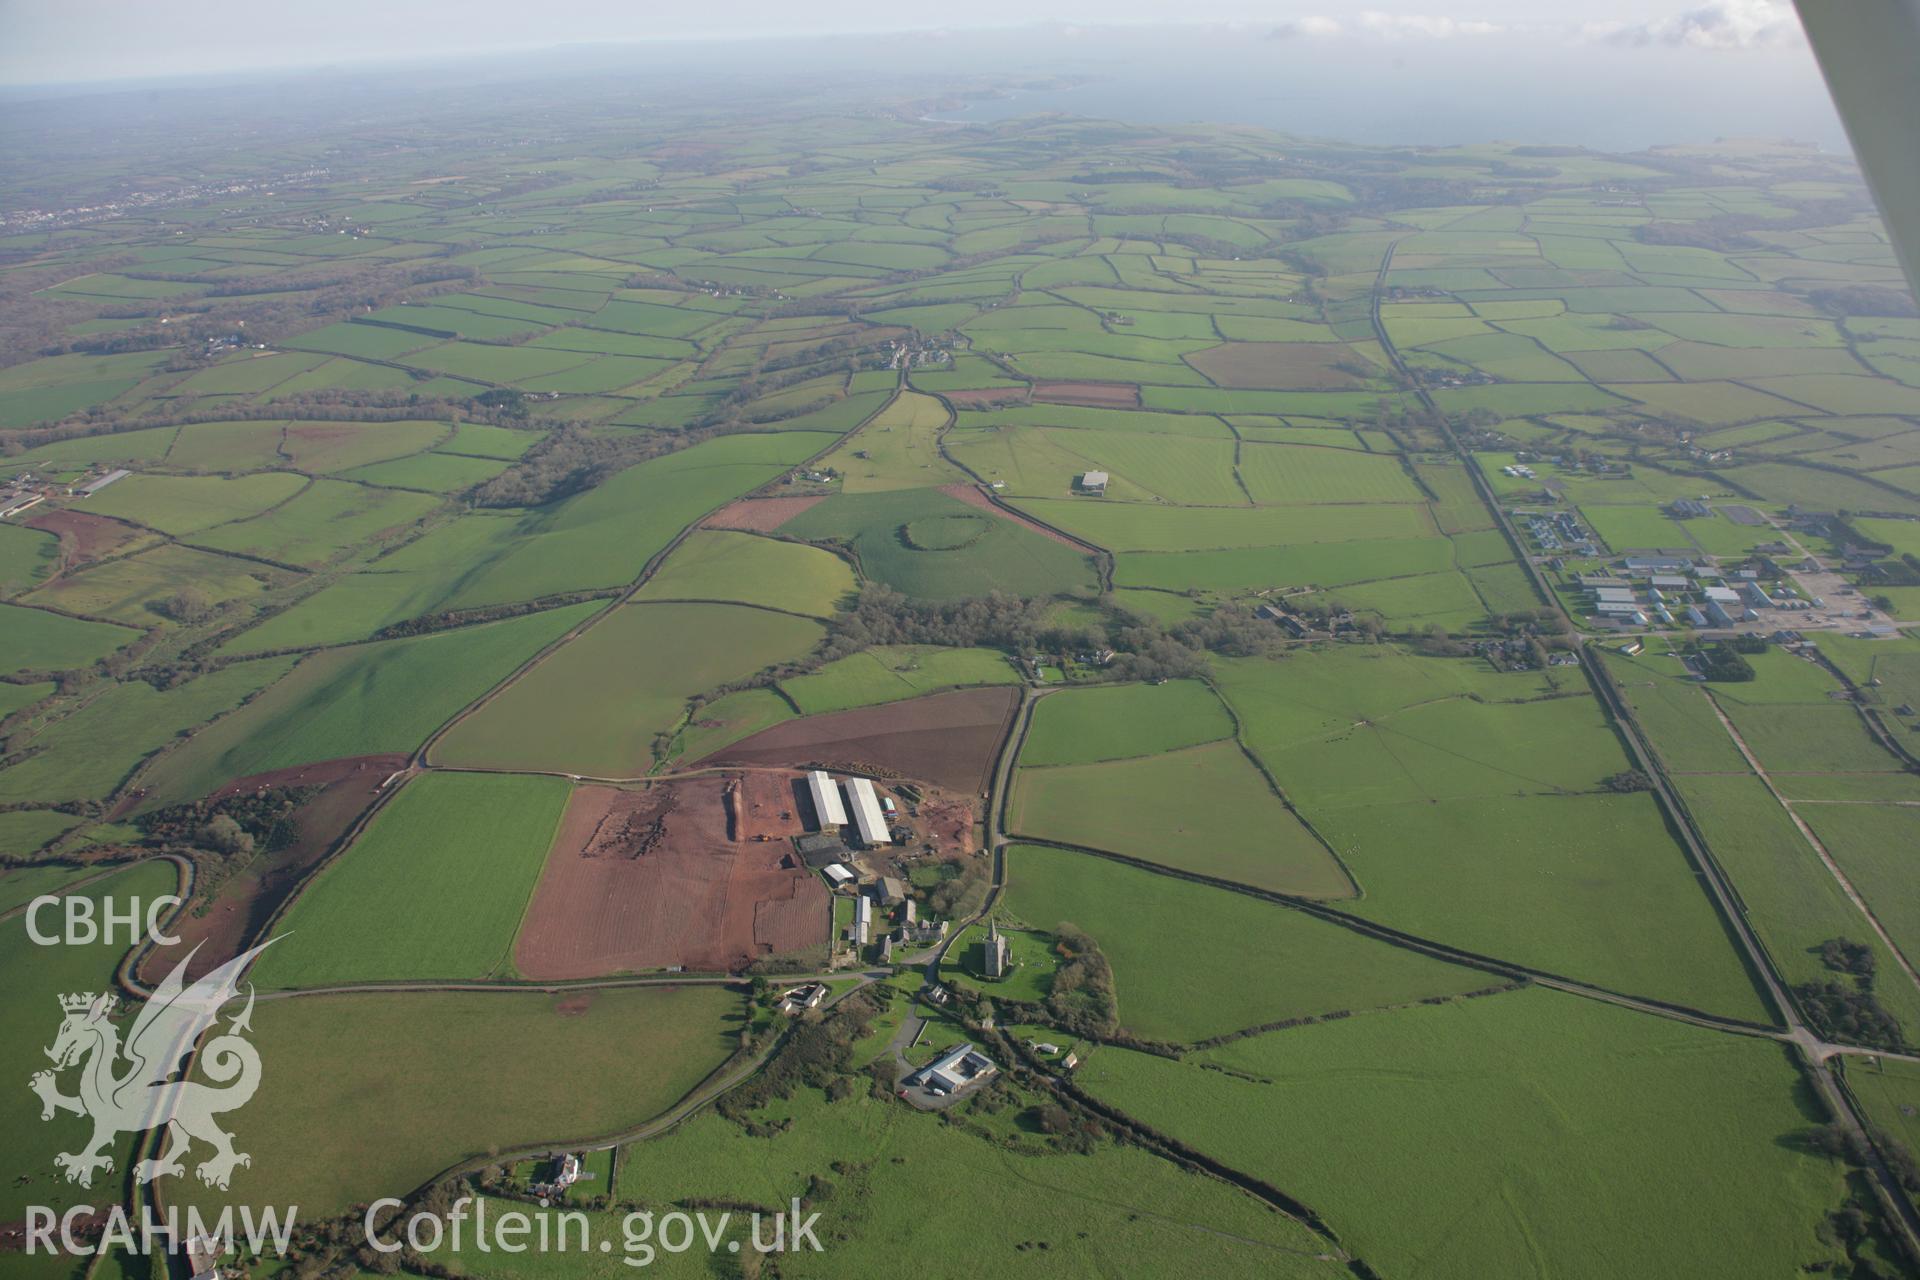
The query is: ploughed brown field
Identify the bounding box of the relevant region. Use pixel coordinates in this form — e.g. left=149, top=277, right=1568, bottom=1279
left=138, top=754, right=408, bottom=984
left=1031, top=381, right=1141, bottom=408
left=513, top=772, right=828, bottom=978
left=702, top=494, right=825, bottom=532
left=938, top=482, right=1088, bottom=550
left=1183, top=341, right=1371, bottom=389
left=25, top=508, right=149, bottom=570
left=939, top=387, right=1030, bottom=408
left=700, top=686, right=1018, bottom=796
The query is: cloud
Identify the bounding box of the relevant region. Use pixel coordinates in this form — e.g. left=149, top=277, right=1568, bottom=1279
left=1268, top=15, right=1341, bottom=39
left=1358, top=11, right=1504, bottom=38
left=1586, top=0, right=1802, bottom=50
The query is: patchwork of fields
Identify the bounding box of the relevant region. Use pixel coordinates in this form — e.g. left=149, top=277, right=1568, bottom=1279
left=3, top=98, right=1916, bottom=1279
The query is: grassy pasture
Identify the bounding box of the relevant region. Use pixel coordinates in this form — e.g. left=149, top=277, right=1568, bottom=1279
left=1010, top=740, right=1351, bottom=898
left=947, top=424, right=1242, bottom=506
left=0, top=656, right=296, bottom=805
left=668, top=687, right=796, bottom=764
left=1236, top=443, right=1422, bottom=505
left=780, top=645, right=1015, bottom=715
left=1797, top=804, right=1920, bottom=972
left=0, top=603, right=136, bottom=675
left=340, top=451, right=509, bottom=492
left=782, top=489, right=1098, bottom=600
left=1320, top=792, right=1770, bottom=1020
left=1019, top=679, right=1233, bottom=766
left=176, top=985, right=740, bottom=1219
left=434, top=602, right=822, bottom=776
left=1670, top=775, right=1920, bottom=1040
left=192, top=478, right=439, bottom=566
left=814, top=391, right=959, bottom=491
left=1004, top=844, right=1490, bottom=1042
left=1080, top=988, right=1848, bottom=1280
left=76, top=472, right=308, bottom=534
left=1, top=861, right=181, bottom=1226
left=254, top=772, right=570, bottom=987
left=1716, top=698, right=1898, bottom=775
left=0, top=521, right=60, bottom=594
left=22, top=543, right=282, bottom=625
left=141, top=604, right=600, bottom=805
left=1114, top=537, right=1454, bottom=592
left=1014, top=498, right=1433, bottom=552
left=635, top=529, right=855, bottom=618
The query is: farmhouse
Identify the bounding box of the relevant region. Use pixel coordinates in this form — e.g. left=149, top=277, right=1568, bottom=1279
left=779, top=982, right=828, bottom=1014
left=914, top=1043, right=998, bottom=1096
left=845, top=776, right=891, bottom=847
left=1076, top=470, right=1108, bottom=495
left=807, top=769, right=848, bottom=830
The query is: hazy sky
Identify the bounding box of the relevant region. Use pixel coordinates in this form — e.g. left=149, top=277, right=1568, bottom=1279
left=0, top=0, right=1810, bottom=85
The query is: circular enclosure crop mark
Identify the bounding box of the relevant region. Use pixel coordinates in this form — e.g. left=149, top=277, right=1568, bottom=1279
left=897, top=514, right=991, bottom=552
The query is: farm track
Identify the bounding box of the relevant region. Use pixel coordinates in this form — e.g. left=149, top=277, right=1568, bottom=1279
left=1702, top=691, right=1920, bottom=1006
left=1370, top=241, right=1920, bottom=1257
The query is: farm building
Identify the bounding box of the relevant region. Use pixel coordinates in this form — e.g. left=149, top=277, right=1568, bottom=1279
left=853, top=895, right=872, bottom=946
left=807, top=769, right=847, bottom=829
left=845, top=776, right=890, bottom=847
left=875, top=875, right=907, bottom=906
left=823, top=863, right=854, bottom=886
left=915, top=1043, right=998, bottom=1096
left=79, top=468, right=131, bottom=496
left=1076, top=470, right=1109, bottom=495
left=794, top=832, right=849, bottom=868
left=1624, top=555, right=1694, bottom=575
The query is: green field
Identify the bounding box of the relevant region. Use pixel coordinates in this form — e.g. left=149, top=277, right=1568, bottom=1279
left=1005, top=844, right=1493, bottom=1042
left=635, top=529, right=855, bottom=618
left=76, top=472, right=309, bottom=534
left=434, top=602, right=822, bottom=775
left=1018, top=679, right=1233, bottom=765
left=1079, top=987, right=1850, bottom=1280
left=22, top=543, right=285, bottom=625
left=192, top=477, right=439, bottom=566
left=177, top=984, right=741, bottom=1218
left=141, top=603, right=601, bottom=805
left=1010, top=740, right=1352, bottom=898
left=2, top=860, right=181, bottom=1225
left=780, top=644, right=1015, bottom=714
left=781, top=488, right=1098, bottom=599
left=0, top=603, right=137, bottom=675
left=254, top=772, right=569, bottom=987
left=0, top=656, right=297, bottom=805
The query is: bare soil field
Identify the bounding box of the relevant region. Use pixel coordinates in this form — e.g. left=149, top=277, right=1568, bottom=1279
left=703, top=495, right=825, bottom=532
left=513, top=772, right=827, bottom=978
left=25, top=509, right=150, bottom=570
left=942, top=387, right=1030, bottom=408
left=1032, top=381, right=1141, bottom=408
left=1184, top=342, right=1370, bottom=390
left=701, top=686, right=1017, bottom=795
left=938, top=483, right=1087, bottom=550
left=137, top=754, right=408, bottom=984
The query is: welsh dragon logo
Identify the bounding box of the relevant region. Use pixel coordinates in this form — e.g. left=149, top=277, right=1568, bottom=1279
left=30, top=941, right=272, bottom=1190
